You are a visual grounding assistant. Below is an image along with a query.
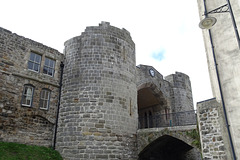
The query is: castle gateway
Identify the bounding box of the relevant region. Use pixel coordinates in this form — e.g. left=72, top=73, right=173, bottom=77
left=0, top=22, right=200, bottom=159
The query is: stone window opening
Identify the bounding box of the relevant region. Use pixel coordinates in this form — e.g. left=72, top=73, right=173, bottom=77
left=43, top=57, right=55, bottom=77
left=39, top=89, right=51, bottom=110
left=21, top=84, right=34, bottom=107
left=28, top=52, right=42, bottom=72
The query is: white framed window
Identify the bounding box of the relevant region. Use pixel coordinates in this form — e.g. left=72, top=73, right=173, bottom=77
left=21, top=85, right=34, bottom=107
left=43, top=57, right=55, bottom=77
left=39, top=89, right=51, bottom=110
left=28, top=52, right=42, bottom=72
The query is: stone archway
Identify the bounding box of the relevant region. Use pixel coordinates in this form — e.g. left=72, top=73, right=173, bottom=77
left=139, top=135, right=200, bottom=160
left=137, top=82, right=169, bottom=129
left=137, top=127, right=202, bottom=160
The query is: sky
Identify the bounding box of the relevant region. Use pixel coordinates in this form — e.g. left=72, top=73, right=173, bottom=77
left=0, top=0, right=212, bottom=107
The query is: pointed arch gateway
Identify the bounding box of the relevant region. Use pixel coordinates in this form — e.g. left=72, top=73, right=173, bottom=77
left=136, top=66, right=200, bottom=159
left=137, top=82, right=169, bottom=129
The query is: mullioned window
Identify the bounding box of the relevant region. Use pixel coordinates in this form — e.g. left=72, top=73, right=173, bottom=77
left=28, top=52, right=41, bottom=72
left=21, top=84, right=34, bottom=107
left=39, top=89, right=51, bottom=110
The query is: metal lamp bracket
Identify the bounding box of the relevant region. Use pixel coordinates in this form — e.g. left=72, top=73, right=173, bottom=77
left=204, top=4, right=229, bottom=15
left=201, top=1, right=240, bottom=49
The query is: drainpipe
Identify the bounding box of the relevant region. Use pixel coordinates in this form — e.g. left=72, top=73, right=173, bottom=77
left=226, top=0, right=240, bottom=49
left=53, top=61, right=64, bottom=150
left=203, top=0, right=237, bottom=159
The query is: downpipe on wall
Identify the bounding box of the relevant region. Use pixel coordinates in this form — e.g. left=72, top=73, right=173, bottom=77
left=53, top=61, right=64, bottom=150
left=203, top=0, right=237, bottom=159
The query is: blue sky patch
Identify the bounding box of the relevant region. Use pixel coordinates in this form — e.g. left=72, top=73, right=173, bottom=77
left=151, top=49, right=165, bottom=61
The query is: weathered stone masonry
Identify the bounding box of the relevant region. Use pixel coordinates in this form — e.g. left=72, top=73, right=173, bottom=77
left=137, top=65, right=195, bottom=128
left=56, top=21, right=138, bottom=160
left=197, top=98, right=231, bottom=159
left=0, top=27, right=64, bottom=146
left=0, top=22, right=198, bottom=159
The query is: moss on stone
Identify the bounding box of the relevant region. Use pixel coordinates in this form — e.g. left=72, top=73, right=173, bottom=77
left=186, top=129, right=201, bottom=149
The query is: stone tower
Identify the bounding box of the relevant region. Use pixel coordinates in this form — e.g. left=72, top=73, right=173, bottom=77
left=56, top=22, right=138, bottom=159
left=165, top=72, right=194, bottom=113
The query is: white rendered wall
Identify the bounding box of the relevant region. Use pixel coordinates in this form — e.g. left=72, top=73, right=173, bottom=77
left=197, top=0, right=240, bottom=158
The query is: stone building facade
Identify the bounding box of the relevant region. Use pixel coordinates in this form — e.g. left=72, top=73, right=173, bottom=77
left=0, top=27, right=64, bottom=146
left=197, top=0, right=240, bottom=159
left=0, top=22, right=196, bottom=159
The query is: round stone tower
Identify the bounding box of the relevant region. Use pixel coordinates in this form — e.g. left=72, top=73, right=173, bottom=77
left=165, top=72, right=194, bottom=112
left=56, top=22, right=138, bottom=159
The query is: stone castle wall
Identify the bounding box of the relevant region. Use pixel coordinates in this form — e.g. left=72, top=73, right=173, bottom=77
left=136, top=65, right=195, bottom=113
left=56, top=22, right=138, bottom=160
left=136, top=65, right=195, bottom=128
left=197, top=98, right=232, bottom=159
left=0, top=27, right=63, bottom=147
left=136, top=65, right=171, bottom=112
left=0, top=22, right=197, bottom=159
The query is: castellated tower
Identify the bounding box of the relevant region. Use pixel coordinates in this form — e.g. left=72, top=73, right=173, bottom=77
left=56, top=22, right=138, bottom=159
left=165, top=72, right=194, bottom=113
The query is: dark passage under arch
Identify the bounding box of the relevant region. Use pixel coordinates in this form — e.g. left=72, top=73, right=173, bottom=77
left=139, top=135, right=195, bottom=160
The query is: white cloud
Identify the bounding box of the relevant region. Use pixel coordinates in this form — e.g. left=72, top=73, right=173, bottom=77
left=151, top=49, right=165, bottom=61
